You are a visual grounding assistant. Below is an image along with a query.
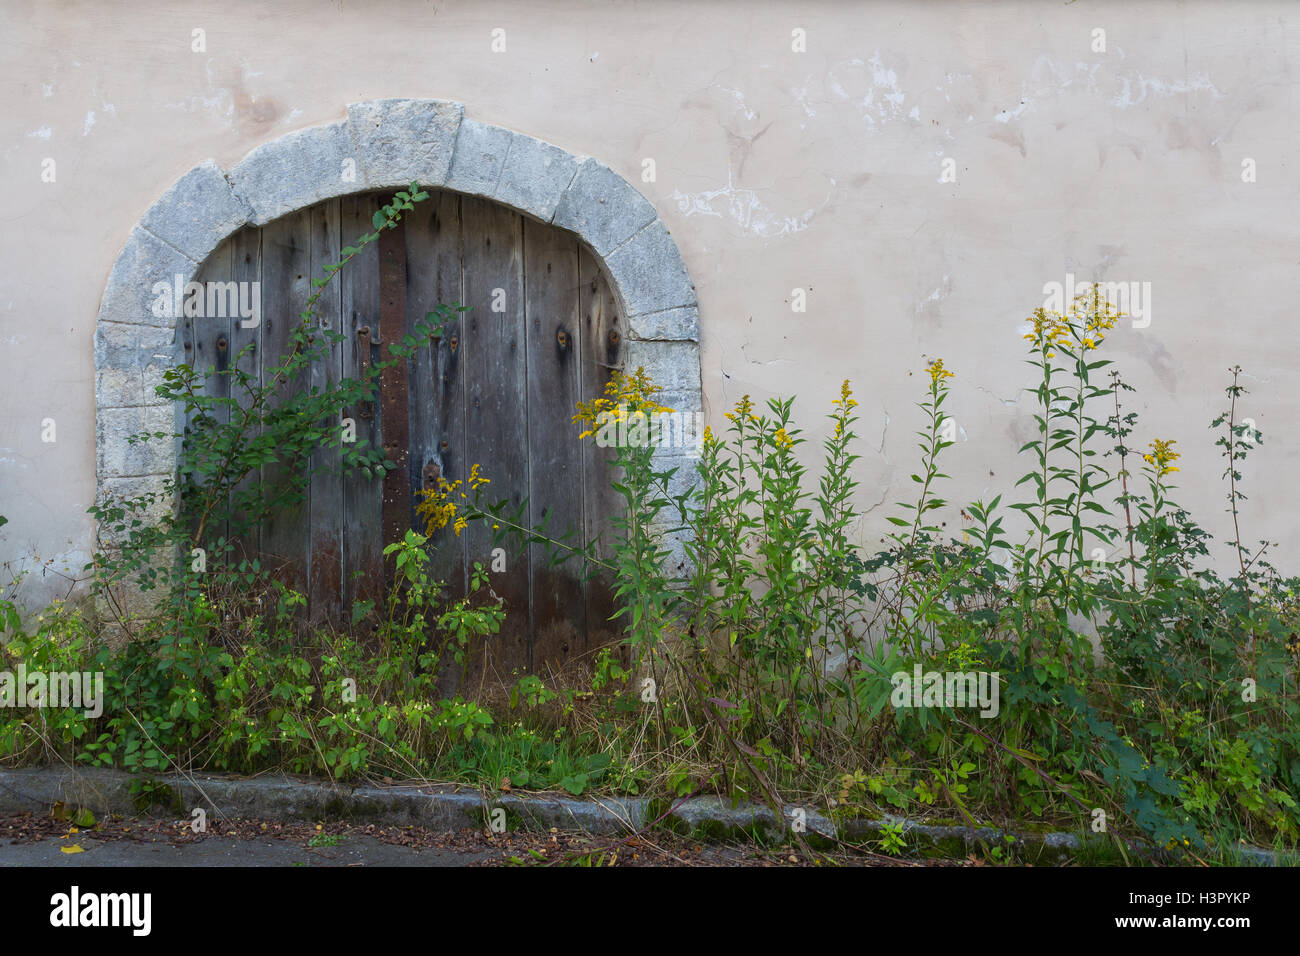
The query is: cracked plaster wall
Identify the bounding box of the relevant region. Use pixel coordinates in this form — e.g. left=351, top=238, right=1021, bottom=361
left=2, top=0, right=1297, bottom=612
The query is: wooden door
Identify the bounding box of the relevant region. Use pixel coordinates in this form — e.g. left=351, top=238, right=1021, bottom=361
left=183, top=190, right=626, bottom=681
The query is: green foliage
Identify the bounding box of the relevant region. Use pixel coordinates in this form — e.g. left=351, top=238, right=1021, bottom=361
left=0, top=544, right=548, bottom=784
left=6, top=276, right=1298, bottom=862
left=878, top=820, right=907, bottom=856
left=510, top=287, right=1300, bottom=857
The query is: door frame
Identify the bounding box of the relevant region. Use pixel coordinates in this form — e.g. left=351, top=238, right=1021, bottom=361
left=92, top=99, right=701, bottom=628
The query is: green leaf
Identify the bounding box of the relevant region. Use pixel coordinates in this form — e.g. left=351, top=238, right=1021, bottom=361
left=559, top=773, right=588, bottom=796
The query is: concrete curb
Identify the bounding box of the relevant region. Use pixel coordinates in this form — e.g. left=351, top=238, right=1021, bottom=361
left=0, top=768, right=1287, bottom=865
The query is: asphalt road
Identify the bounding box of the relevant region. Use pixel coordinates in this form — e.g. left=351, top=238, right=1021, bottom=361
left=0, top=811, right=821, bottom=867
left=0, top=833, right=495, bottom=866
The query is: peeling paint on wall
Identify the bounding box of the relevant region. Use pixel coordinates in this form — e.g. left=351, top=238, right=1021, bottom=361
left=670, top=171, right=825, bottom=239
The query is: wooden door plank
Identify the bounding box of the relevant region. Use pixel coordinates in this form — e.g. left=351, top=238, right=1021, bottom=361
left=378, top=213, right=411, bottom=576
left=187, top=236, right=234, bottom=427
left=461, top=197, right=531, bottom=679
left=578, top=247, right=626, bottom=662
left=308, top=199, right=344, bottom=624
left=340, top=193, right=385, bottom=619
left=524, top=219, right=585, bottom=676
left=405, top=190, right=467, bottom=603
left=227, top=226, right=262, bottom=565
left=182, top=236, right=233, bottom=556
left=258, top=208, right=313, bottom=595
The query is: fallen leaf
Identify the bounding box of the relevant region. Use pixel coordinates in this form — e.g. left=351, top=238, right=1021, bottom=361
left=60, top=845, right=85, bottom=854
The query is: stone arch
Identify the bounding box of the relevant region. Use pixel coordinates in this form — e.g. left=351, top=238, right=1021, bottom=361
left=93, top=99, right=701, bottom=602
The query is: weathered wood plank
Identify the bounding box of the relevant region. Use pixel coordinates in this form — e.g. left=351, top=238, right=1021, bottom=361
left=578, top=246, right=626, bottom=662
left=378, top=213, right=411, bottom=578
left=308, top=199, right=344, bottom=624
left=183, top=236, right=233, bottom=555
left=340, top=193, right=385, bottom=619
left=405, top=190, right=466, bottom=603
left=227, top=226, right=262, bottom=565
left=189, top=237, right=235, bottom=426
left=524, top=218, right=586, bottom=675
left=258, top=209, right=313, bottom=595
left=461, top=196, right=531, bottom=679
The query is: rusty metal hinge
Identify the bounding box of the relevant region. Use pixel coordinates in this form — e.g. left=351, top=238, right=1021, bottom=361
left=356, top=321, right=373, bottom=420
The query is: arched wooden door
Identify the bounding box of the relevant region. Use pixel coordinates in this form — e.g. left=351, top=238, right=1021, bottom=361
left=183, top=190, right=625, bottom=679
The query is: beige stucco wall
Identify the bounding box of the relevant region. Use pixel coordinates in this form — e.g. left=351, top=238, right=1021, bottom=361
left=2, top=0, right=1297, bottom=611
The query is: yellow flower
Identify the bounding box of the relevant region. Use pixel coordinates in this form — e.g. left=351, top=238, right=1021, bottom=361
left=1142, top=438, right=1181, bottom=478
left=773, top=427, right=793, bottom=449
left=833, top=379, right=859, bottom=410
left=1081, top=290, right=1122, bottom=336
left=724, top=394, right=756, bottom=426
left=415, top=466, right=491, bottom=537
left=1078, top=298, right=1119, bottom=349
left=573, top=367, right=672, bottom=439
left=1026, top=294, right=1122, bottom=354
left=926, top=358, right=954, bottom=386
left=1023, top=307, right=1071, bottom=350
